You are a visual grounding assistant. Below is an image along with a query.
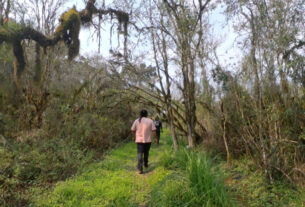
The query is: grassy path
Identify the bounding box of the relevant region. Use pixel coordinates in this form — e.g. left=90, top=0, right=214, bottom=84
left=33, top=130, right=305, bottom=207
left=33, top=134, right=172, bottom=207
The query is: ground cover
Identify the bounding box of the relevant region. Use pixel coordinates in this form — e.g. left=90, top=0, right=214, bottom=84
left=32, top=130, right=304, bottom=207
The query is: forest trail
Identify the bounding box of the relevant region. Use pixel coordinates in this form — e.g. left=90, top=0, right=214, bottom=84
left=33, top=133, right=172, bottom=207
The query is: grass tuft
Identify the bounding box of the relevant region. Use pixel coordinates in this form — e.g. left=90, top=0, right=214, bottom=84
left=152, top=148, right=234, bottom=207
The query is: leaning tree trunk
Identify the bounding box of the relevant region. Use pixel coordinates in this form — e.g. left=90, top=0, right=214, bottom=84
left=221, top=102, right=231, bottom=166
left=168, top=106, right=179, bottom=150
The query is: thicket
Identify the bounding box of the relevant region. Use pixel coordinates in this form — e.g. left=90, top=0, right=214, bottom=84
left=193, top=0, right=305, bottom=186
left=198, top=60, right=305, bottom=185
left=0, top=40, right=138, bottom=206
left=221, top=157, right=305, bottom=206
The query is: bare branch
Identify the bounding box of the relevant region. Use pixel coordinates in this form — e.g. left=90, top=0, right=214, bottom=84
left=283, top=40, right=305, bottom=60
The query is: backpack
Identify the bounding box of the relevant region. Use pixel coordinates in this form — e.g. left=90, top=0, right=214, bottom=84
left=154, top=121, right=160, bottom=128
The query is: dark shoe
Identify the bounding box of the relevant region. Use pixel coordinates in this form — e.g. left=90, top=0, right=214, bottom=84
left=144, top=163, right=149, bottom=168
left=137, top=170, right=143, bottom=174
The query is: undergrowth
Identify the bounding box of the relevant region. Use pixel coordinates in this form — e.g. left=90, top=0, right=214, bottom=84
left=150, top=147, right=234, bottom=207
left=31, top=130, right=234, bottom=207
left=221, top=157, right=305, bottom=207
left=28, top=130, right=304, bottom=207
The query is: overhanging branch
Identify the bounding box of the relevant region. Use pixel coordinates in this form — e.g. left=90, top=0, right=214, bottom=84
left=0, top=0, right=129, bottom=86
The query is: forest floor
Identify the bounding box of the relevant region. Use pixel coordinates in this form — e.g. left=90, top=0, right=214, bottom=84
left=31, top=131, right=305, bottom=207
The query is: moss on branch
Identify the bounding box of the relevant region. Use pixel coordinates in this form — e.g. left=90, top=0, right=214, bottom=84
left=55, top=7, right=81, bottom=60
left=0, top=0, right=129, bottom=86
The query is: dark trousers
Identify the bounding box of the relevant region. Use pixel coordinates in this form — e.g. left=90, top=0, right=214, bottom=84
left=156, top=130, right=161, bottom=144
left=137, top=143, right=151, bottom=171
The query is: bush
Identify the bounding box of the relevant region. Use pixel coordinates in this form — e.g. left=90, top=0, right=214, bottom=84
left=0, top=132, right=96, bottom=206
left=0, top=91, right=135, bottom=206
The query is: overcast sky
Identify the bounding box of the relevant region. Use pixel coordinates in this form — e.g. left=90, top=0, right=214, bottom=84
left=66, top=0, right=240, bottom=68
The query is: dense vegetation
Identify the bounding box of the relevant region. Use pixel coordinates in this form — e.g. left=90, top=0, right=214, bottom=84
left=31, top=131, right=305, bottom=207
left=0, top=0, right=304, bottom=206
left=0, top=53, right=138, bottom=205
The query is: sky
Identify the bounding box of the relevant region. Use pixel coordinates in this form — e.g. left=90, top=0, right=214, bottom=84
left=209, top=5, right=241, bottom=69
left=10, top=0, right=242, bottom=99
left=63, top=0, right=241, bottom=68
left=65, top=1, right=103, bottom=56
left=66, top=0, right=121, bottom=58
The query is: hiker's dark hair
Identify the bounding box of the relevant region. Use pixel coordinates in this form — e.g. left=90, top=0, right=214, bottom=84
left=139, top=109, right=148, bottom=123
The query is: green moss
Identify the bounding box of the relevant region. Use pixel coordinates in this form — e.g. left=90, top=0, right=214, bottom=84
left=0, top=23, right=26, bottom=84
left=0, top=6, right=129, bottom=85
left=12, top=40, right=25, bottom=87
left=55, top=7, right=81, bottom=60
left=55, top=8, right=80, bottom=37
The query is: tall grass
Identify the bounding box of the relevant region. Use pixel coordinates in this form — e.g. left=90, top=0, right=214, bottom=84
left=151, top=149, right=234, bottom=207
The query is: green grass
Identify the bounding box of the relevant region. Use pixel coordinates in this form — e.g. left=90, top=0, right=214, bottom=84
left=32, top=132, right=172, bottom=207
left=30, top=130, right=304, bottom=207
left=31, top=131, right=232, bottom=207
left=151, top=148, right=234, bottom=207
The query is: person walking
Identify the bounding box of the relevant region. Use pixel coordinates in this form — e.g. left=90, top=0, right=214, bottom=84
left=131, top=109, right=157, bottom=174
left=154, top=116, right=162, bottom=145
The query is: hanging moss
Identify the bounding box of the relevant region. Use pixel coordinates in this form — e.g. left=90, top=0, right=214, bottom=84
left=34, top=43, right=41, bottom=84
left=0, top=22, right=59, bottom=84
left=55, top=7, right=81, bottom=60
left=12, top=40, right=25, bottom=87
left=0, top=1, right=129, bottom=87
left=108, top=9, right=129, bottom=35
left=68, top=38, right=80, bottom=61
left=79, top=0, right=96, bottom=24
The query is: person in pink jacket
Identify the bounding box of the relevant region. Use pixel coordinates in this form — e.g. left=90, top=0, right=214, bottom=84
left=131, top=109, right=157, bottom=174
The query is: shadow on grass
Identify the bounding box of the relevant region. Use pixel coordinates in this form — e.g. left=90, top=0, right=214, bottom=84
left=143, top=161, right=159, bottom=174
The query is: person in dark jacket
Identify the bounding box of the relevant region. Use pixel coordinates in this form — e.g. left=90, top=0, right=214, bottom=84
left=154, top=116, right=162, bottom=145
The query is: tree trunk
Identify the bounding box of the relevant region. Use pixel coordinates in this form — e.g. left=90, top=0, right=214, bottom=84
left=187, top=120, right=195, bottom=148
left=250, top=21, right=269, bottom=182
left=221, top=103, right=231, bottom=166
left=169, top=114, right=179, bottom=150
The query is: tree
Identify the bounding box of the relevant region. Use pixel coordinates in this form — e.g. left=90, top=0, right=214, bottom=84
left=0, top=0, right=129, bottom=87
left=161, top=0, right=211, bottom=148
left=225, top=0, right=305, bottom=182
left=0, top=0, right=10, bottom=25
left=149, top=1, right=179, bottom=150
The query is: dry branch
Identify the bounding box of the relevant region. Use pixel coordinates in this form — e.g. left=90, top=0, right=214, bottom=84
left=283, top=40, right=305, bottom=60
